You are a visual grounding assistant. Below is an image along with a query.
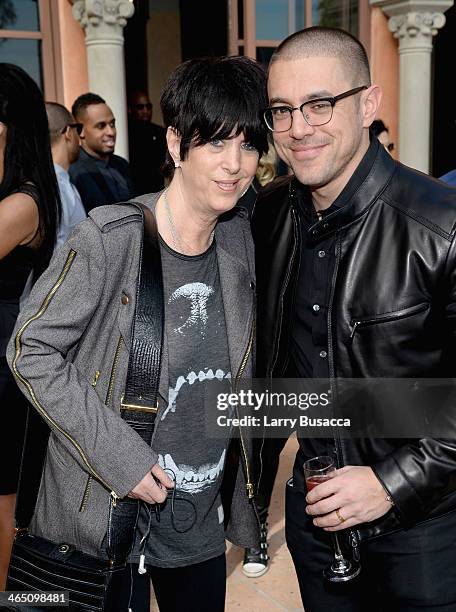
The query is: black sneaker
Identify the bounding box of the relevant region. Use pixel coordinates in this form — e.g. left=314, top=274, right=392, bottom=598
left=242, top=521, right=269, bottom=578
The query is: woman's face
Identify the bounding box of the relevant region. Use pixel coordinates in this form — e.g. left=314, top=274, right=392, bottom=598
left=173, top=132, right=260, bottom=217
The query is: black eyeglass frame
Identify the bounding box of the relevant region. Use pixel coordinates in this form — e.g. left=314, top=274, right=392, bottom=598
left=263, top=85, right=369, bottom=132
left=61, top=122, right=83, bottom=136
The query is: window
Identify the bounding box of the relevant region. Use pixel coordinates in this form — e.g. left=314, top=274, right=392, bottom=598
left=229, top=0, right=367, bottom=67
left=0, top=0, right=61, bottom=98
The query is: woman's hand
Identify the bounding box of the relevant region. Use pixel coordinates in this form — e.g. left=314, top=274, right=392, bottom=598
left=128, top=463, right=175, bottom=504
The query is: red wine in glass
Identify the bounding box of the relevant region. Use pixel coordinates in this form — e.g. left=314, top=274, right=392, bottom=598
left=303, top=455, right=361, bottom=583
left=306, top=475, right=331, bottom=491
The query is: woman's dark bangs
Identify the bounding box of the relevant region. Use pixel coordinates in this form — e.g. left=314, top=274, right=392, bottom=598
left=191, top=93, right=266, bottom=153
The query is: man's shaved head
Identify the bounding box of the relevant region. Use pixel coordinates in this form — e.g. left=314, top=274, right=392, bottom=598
left=271, top=26, right=371, bottom=87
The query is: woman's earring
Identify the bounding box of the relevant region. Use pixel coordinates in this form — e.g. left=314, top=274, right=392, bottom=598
left=174, top=160, right=181, bottom=169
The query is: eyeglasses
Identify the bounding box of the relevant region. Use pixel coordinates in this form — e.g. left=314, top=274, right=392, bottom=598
left=263, top=86, right=368, bottom=132
left=61, top=123, right=83, bottom=136
left=134, top=103, right=152, bottom=111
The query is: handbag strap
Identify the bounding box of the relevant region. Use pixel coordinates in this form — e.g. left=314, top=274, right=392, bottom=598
left=15, top=202, right=164, bottom=529
left=119, top=202, right=164, bottom=444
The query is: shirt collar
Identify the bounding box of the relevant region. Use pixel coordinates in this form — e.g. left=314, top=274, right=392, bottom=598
left=80, top=146, right=110, bottom=167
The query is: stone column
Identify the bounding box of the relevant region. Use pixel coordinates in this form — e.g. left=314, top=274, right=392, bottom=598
left=370, top=0, right=452, bottom=173
left=72, top=0, right=135, bottom=160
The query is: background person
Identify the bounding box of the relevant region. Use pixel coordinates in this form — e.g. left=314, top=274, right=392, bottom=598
left=128, top=90, right=167, bottom=194
left=70, top=92, right=134, bottom=213
left=46, top=102, right=86, bottom=246
left=0, top=63, right=60, bottom=590
left=7, top=55, right=268, bottom=612
left=370, top=118, right=394, bottom=153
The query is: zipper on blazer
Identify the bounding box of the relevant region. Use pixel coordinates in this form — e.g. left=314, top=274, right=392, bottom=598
left=106, top=335, right=123, bottom=409
left=12, top=250, right=119, bottom=499
left=350, top=302, right=429, bottom=340
left=80, top=369, right=102, bottom=512
left=106, top=335, right=124, bottom=510
left=233, top=303, right=256, bottom=500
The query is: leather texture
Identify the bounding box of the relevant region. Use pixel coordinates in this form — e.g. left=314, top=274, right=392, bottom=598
left=7, top=533, right=118, bottom=611
left=251, top=139, right=456, bottom=542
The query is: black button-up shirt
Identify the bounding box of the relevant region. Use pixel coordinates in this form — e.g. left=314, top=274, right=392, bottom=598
left=291, top=139, right=378, bottom=380
left=290, top=139, right=378, bottom=459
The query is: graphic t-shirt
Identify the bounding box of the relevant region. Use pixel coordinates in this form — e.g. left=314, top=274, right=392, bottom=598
left=131, top=238, right=231, bottom=568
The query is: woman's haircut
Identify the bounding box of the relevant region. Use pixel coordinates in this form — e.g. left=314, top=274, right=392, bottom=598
left=160, top=56, right=268, bottom=176
left=0, top=63, right=61, bottom=277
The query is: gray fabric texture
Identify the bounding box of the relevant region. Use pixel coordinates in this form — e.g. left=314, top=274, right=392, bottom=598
left=6, top=192, right=259, bottom=558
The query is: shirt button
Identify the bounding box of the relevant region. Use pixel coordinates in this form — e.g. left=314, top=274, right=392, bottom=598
left=121, top=293, right=129, bottom=305
left=319, top=350, right=327, bottom=359
left=318, top=250, right=326, bottom=258
left=312, top=304, right=320, bottom=312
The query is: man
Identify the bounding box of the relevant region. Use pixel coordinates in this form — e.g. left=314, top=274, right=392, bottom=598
left=70, top=93, right=134, bottom=213
left=252, top=27, right=456, bottom=611
left=46, top=102, right=86, bottom=245
left=128, top=90, right=167, bottom=194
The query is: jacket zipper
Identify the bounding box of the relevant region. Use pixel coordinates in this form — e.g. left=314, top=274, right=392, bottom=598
left=326, top=234, right=361, bottom=557
left=106, top=335, right=124, bottom=507
left=350, top=302, right=429, bottom=340
left=233, top=304, right=256, bottom=500
left=270, top=205, right=299, bottom=375
left=12, top=249, right=119, bottom=502
left=79, top=370, right=102, bottom=512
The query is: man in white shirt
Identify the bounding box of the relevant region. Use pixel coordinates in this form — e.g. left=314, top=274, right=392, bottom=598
left=46, top=102, right=86, bottom=246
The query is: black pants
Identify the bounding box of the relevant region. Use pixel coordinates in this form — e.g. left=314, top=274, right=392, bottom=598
left=107, top=554, right=226, bottom=612
left=286, top=478, right=456, bottom=612
left=254, top=436, right=288, bottom=510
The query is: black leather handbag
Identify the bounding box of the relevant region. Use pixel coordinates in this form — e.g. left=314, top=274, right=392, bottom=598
left=7, top=202, right=163, bottom=611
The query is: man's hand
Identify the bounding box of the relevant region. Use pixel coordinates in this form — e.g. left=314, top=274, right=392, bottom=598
left=305, top=466, right=393, bottom=531
left=128, top=463, right=174, bottom=504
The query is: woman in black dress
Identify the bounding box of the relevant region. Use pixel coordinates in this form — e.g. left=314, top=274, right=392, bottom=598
left=0, top=63, right=60, bottom=588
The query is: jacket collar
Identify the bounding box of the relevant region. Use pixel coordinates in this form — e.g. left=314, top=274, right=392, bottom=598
left=292, top=137, right=397, bottom=244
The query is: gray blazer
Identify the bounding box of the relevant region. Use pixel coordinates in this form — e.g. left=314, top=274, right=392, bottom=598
left=7, top=193, right=259, bottom=557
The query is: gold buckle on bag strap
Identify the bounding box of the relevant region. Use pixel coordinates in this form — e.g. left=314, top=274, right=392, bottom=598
left=120, top=394, right=158, bottom=413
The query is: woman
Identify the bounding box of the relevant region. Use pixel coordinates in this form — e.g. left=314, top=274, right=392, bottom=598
left=0, top=63, right=60, bottom=589
left=7, top=56, right=268, bottom=611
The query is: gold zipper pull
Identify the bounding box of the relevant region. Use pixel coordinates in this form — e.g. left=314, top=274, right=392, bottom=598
left=111, top=491, right=119, bottom=507
left=91, top=371, right=101, bottom=388
left=246, top=482, right=255, bottom=499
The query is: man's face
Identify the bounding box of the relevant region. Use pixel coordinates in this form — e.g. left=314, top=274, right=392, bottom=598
left=131, top=93, right=152, bottom=123
left=268, top=56, right=368, bottom=190
left=80, top=103, right=116, bottom=159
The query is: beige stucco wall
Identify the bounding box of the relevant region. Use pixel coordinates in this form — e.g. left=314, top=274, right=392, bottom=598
left=369, top=7, right=399, bottom=156
left=58, top=0, right=89, bottom=110
left=146, top=8, right=182, bottom=127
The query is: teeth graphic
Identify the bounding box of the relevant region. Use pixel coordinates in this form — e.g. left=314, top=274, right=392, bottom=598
left=187, top=372, right=197, bottom=385
left=161, top=368, right=232, bottom=421
left=158, top=450, right=226, bottom=493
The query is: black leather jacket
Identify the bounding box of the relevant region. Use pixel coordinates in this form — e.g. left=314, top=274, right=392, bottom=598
left=252, top=139, right=456, bottom=542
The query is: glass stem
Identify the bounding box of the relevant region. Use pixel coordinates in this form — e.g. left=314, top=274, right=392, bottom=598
left=331, top=533, right=345, bottom=561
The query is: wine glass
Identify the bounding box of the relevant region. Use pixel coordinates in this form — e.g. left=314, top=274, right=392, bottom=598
left=303, top=455, right=361, bottom=582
